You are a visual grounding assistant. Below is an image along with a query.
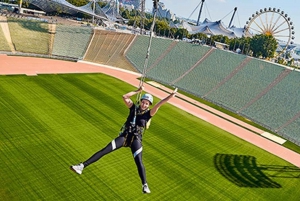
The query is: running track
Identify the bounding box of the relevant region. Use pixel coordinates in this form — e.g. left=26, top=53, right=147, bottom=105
left=1, top=54, right=300, bottom=167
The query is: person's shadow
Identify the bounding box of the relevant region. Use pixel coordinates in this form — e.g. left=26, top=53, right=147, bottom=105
left=214, top=153, right=300, bottom=188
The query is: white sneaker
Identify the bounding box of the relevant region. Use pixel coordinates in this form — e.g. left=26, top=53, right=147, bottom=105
left=142, top=183, right=151, bottom=194
left=70, top=163, right=84, bottom=175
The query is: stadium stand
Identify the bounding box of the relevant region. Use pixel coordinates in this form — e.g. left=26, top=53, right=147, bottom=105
left=204, top=58, right=286, bottom=111
left=52, top=24, right=93, bottom=59
left=84, top=29, right=136, bottom=71
left=146, top=40, right=178, bottom=73
left=146, top=41, right=212, bottom=84
left=170, top=47, right=216, bottom=85
left=127, top=37, right=300, bottom=145
left=126, top=35, right=174, bottom=73
left=175, top=49, right=247, bottom=97
left=281, top=117, right=300, bottom=143
left=7, top=17, right=49, bottom=54
left=242, top=69, right=300, bottom=134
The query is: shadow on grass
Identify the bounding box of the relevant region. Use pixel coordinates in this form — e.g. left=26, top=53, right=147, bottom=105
left=8, top=18, right=48, bottom=32
left=214, top=153, right=300, bottom=188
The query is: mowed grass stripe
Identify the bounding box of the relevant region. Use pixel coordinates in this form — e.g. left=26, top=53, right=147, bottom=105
left=32, top=74, right=123, bottom=133
left=0, top=73, right=300, bottom=201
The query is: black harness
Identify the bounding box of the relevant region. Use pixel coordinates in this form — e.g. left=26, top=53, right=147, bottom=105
left=120, top=106, right=149, bottom=147
left=121, top=125, right=145, bottom=147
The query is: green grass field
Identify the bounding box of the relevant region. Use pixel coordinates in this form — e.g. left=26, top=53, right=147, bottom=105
left=1, top=73, right=300, bottom=201
left=7, top=18, right=49, bottom=54
left=0, top=27, right=11, bottom=51
left=0, top=27, right=11, bottom=52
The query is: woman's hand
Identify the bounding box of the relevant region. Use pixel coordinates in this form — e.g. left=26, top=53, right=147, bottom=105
left=137, top=85, right=144, bottom=92
left=150, top=88, right=177, bottom=117
left=123, top=86, right=144, bottom=108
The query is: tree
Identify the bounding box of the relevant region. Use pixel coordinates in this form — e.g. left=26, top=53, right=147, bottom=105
left=66, top=0, right=89, bottom=7
left=169, top=28, right=177, bottom=38
left=249, top=34, right=277, bottom=58
left=190, top=33, right=207, bottom=40
left=174, top=28, right=189, bottom=40
left=155, top=20, right=169, bottom=36
left=211, top=35, right=229, bottom=44
left=121, top=9, right=131, bottom=20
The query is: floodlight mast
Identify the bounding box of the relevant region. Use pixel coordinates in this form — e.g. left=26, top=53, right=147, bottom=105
left=92, top=0, right=95, bottom=24
left=196, top=0, right=205, bottom=26
left=19, top=0, right=23, bottom=14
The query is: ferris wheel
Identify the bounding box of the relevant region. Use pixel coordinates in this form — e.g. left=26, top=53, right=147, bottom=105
left=244, top=7, right=295, bottom=56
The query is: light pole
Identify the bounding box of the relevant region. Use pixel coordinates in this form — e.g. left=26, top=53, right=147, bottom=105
left=92, top=0, right=95, bottom=24
left=19, top=0, right=23, bottom=14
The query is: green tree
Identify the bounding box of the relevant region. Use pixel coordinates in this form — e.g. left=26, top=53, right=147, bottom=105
left=155, top=19, right=169, bottom=36
left=249, top=34, right=277, bottom=58
left=211, top=35, right=229, bottom=44
left=174, top=28, right=189, bottom=40
left=121, top=9, right=131, bottom=20
left=190, top=32, right=207, bottom=40
left=168, top=27, right=178, bottom=38
left=66, top=0, right=89, bottom=7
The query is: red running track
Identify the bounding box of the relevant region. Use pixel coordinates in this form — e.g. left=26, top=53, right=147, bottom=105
left=1, top=54, right=300, bottom=167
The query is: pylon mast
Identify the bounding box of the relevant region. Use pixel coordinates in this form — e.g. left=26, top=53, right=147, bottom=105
left=197, top=0, right=205, bottom=26
left=228, top=7, right=237, bottom=28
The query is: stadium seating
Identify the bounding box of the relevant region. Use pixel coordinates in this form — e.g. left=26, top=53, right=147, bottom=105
left=52, top=25, right=93, bottom=59
left=127, top=37, right=300, bottom=144
left=203, top=58, right=285, bottom=112
left=146, top=41, right=212, bottom=84
left=84, top=29, right=136, bottom=71
left=242, top=70, right=300, bottom=132
left=175, top=49, right=247, bottom=97
left=126, top=35, right=174, bottom=73
left=281, top=118, right=300, bottom=143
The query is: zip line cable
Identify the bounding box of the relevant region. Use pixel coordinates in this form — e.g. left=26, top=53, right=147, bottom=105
left=139, top=4, right=158, bottom=85
left=131, top=0, right=159, bottom=127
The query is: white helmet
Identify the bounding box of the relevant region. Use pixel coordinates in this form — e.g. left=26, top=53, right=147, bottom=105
left=141, top=93, right=153, bottom=105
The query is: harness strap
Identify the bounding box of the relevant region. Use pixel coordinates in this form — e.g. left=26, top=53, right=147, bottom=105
left=121, top=125, right=144, bottom=147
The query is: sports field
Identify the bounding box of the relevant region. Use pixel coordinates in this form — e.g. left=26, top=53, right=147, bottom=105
left=1, top=73, right=300, bottom=201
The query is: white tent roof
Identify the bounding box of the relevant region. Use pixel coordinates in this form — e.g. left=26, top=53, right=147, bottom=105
left=25, top=0, right=108, bottom=21
left=175, top=18, right=246, bottom=39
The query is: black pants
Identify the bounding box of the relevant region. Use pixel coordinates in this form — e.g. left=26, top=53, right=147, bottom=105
left=83, top=134, right=147, bottom=185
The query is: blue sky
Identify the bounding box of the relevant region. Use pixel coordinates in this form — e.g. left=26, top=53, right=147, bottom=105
left=145, top=0, right=300, bottom=44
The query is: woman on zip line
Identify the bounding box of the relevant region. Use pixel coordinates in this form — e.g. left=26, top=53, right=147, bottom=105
left=70, top=86, right=177, bottom=194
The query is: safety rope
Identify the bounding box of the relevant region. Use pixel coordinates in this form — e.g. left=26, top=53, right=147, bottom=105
left=131, top=0, right=159, bottom=127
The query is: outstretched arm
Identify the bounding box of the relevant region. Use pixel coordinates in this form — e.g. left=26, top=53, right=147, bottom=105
left=150, top=88, right=177, bottom=117
left=122, top=86, right=144, bottom=108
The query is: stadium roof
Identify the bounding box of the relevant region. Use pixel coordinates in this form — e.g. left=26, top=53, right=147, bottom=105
left=24, top=0, right=108, bottom=21
left=173, top=18, right=246, bottom=39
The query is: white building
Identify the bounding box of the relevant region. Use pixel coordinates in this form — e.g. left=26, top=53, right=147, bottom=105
left=156, top=2, right=176, bottom=21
